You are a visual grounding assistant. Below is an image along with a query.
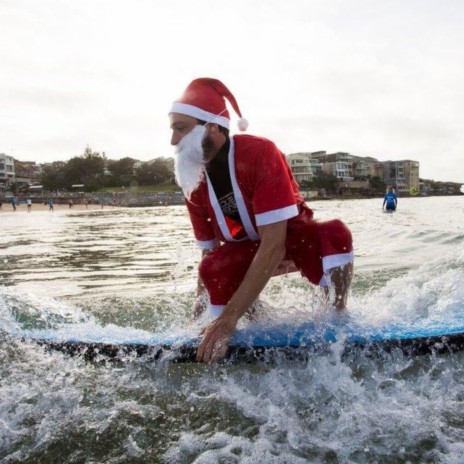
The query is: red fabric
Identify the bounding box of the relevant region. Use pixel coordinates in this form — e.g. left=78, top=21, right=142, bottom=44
left=185, top=186, right=215, bottom=243
left=174, top=78, right=243, bottom=121
left=187, top=134, right=353, bottom=306
left=286, top=211, right=353, bottom=285
left=199, top=241, right=260, bottom=305
left=199, top=212, right=353, bottom=305
left=185, top=134, right=303, bottom=243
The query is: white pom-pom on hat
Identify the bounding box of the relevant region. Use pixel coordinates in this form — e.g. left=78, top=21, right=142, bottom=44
left=237, top=117, right=249, bottom=131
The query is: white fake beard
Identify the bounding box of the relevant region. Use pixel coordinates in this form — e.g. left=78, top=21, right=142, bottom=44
left=174, top=125, right=207, bottom=199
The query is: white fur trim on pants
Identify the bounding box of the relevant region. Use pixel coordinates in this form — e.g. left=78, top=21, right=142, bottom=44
left=208, top=304, right=225, bottom=318
left=319, top=251, right=354, bottom=286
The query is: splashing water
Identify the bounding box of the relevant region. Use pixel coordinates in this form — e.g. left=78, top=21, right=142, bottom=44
left=1, top=197, right=464, bottom=463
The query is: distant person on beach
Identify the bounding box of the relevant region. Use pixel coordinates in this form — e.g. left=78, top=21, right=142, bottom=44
left=68, top=199, right=73, bottom=208
left=11, top=196, right=17, bottom=211
left=48, top=198, right=54, bottom=212
left=169, top=78, right=354, bottom=363
left=383, top=186, right=397, bottom=211
left=27, top=198, right=32, bottom=212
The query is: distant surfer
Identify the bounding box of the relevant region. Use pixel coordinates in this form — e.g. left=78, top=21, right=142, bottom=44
left=383, top=186, right=397, bottom=211
left=169, top=78, right=354, bottom=363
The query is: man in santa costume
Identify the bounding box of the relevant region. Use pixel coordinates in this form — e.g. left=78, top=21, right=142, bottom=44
left=169, top=78, right=354, bottom=363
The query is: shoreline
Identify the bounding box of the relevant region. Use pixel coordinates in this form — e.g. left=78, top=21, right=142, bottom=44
left=1, top=193, right=462, bottom=213
left=0, top=203, right=118, bottom=213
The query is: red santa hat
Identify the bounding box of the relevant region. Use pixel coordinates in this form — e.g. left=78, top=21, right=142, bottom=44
left=169, top=78, right=249, bottom=131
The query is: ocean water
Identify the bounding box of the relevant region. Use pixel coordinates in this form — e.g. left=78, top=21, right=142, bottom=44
left=1, top=196, right=464, bottom=463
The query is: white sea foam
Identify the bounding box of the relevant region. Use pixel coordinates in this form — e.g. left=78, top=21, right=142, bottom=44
left=0, top=196, right=463, bottom=462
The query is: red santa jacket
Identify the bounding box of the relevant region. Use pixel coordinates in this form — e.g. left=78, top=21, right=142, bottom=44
left=185, top=134, right=309, bottom=250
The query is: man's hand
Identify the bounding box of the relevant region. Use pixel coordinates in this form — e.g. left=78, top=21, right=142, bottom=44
left=196, top=220, right=288, bottom=363
left=196, top=315, right=236, bottom=363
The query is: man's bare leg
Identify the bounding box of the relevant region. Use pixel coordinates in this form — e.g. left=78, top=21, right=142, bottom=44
left=324, top=262, right=354, bottom=310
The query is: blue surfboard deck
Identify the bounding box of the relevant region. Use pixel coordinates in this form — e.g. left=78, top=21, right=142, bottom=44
left=28, top=317, right=464, bottom=363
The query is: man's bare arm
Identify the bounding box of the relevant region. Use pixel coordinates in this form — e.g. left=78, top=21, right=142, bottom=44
left=272, top=259, right=299, bottom=276
left=196, top=220, right=287, bottom=363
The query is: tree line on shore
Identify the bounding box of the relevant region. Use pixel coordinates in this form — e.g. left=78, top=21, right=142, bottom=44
left=36, top=146, right=385, bottom=195
left=11, top=146, right=461, bottom=196
left=39, top=146, right=175, bottom=192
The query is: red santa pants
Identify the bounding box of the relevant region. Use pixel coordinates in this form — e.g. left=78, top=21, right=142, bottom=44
left=199, top=217, right=353, bottom=309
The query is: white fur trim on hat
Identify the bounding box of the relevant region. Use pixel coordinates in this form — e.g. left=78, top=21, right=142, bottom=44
left=169, top=102, right=230, bottom=129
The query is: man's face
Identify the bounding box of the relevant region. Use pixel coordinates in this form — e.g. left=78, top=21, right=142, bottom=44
left=171, top=117, right=208, bottom=198
left=169, top=113, right=198, bottom=146
left=170, top=112, right=224, bottom=164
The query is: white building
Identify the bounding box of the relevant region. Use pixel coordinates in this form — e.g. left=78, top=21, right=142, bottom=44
left=286, top=152, right=322, bottom=184
left=382, top=160, right=420, bottom=194
left=0, top=153, right=15, bottom=189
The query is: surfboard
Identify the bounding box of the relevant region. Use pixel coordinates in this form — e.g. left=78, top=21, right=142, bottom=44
left=27, top=317, right=464, bottom=363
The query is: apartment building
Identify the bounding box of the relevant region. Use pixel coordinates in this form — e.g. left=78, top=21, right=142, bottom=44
left=287, top=150, right=421, bottom=195
left=312, top=152, right=355, bottom=181
left=382, top=160, right=420, bottom=194
left=0, top=153, right=15, bottom=189
left=286, top=152, right=322, bottom=184
left=350, top=156, right=384, bottom=178
left=14, top=160, right=42, bottom=187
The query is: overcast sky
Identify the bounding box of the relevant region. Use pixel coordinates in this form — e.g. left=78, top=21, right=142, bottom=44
left=1, top=0, right=463, bottom=182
